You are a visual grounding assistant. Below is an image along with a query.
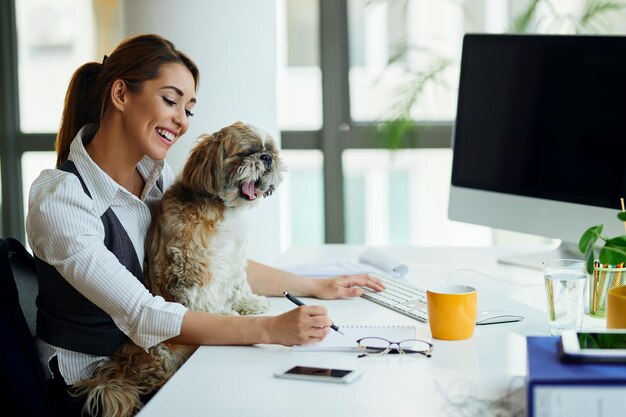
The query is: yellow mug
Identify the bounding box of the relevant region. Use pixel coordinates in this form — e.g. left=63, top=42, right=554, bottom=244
left=607, top=285, right=626, bottom=329
left=427, top=285, right=477, bottom=340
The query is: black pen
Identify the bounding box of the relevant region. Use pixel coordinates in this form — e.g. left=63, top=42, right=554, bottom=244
left=283, top=291, right=345, bottom=335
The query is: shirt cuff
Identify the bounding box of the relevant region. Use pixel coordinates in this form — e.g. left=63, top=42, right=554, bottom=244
left=131, top=296, right=188, bottom=349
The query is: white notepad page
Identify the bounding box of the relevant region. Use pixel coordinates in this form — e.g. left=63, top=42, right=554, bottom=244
left=293, top=325, right=417, bottom=351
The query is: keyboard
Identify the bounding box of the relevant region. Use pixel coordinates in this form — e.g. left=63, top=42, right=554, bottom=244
left=361, top=276, right=428, bottom=322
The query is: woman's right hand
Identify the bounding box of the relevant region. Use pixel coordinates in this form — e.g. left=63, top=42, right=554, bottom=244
left=268, top=305, right=332, bottom=346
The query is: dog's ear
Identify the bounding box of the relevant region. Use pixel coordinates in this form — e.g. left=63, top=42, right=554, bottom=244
left=181, top=133, right=224, bottom=194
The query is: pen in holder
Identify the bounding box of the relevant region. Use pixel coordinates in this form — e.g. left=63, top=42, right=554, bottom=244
left=588, top=262, right=626, bottom=318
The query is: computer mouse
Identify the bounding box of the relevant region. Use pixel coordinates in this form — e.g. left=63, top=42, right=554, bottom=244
left=475, top=309, right=524, bottom=325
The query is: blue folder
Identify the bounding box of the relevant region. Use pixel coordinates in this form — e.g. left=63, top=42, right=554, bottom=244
left=526, top=336, right=626, bottom=416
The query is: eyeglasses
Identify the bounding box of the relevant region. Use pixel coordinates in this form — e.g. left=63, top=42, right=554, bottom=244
left=356, top=337, right=433, bottom=358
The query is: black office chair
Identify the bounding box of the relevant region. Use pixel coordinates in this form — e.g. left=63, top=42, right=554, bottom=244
left=0, top=237, right=53, bottom=417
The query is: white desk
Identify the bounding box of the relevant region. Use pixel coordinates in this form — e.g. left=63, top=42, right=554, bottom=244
left=136, top=245, right=604, bottom=417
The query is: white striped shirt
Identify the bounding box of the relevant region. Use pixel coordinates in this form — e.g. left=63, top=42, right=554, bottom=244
left=26, top=125, right=188, bottom=384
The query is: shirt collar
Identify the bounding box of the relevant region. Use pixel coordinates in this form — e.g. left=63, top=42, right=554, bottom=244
left=67, top=124, right=165, bottom=216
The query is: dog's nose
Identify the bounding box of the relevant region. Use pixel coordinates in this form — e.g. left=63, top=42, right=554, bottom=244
left=260, top=154, right=272, bottom=170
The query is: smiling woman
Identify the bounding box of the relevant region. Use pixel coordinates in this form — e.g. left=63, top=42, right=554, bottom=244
left=83, top=62, right=197, bottom=195
left=24, top=30, right=385, bottom=417
left=54, top=35, right=200, bottom=169
left=25, top=33, right=203, bottom=417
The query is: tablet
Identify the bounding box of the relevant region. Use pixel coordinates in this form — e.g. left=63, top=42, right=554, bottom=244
left=560, top=330, right=626, bottom=363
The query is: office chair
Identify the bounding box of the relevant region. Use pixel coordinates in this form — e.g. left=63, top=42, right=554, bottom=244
left=0, top=237, right=53, bottom=417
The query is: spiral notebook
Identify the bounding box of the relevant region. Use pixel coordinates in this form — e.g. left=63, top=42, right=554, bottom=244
left=293, top=325, right=417, bottom=351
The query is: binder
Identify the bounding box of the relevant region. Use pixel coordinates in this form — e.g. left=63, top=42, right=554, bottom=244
left=526, top=336, right=626, bottom=417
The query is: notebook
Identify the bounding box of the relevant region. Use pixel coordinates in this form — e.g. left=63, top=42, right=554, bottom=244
left=293, top=325, right=417, bottom=351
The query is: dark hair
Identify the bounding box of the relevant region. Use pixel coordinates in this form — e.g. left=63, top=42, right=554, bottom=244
left=55, top=33, right=200, bottom=167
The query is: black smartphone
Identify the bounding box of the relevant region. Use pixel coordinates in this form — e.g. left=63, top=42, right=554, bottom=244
left=274, top=366, right=363, bottom=384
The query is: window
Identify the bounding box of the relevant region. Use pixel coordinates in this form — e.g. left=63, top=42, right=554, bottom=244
left=0, top=0, right=122, bottom=242
left=16, top=0, right=97, bottom=132
left=277, top=0, right=322, bottom=130
left=277, top=0, right=626, bottom=248
left=4, top=0, right=626, bottom=246
left=342, top=149, right=491, bottom=245
left=347, top=0, right=465, bottom=122
left=280, top=150, right=325, bottom=245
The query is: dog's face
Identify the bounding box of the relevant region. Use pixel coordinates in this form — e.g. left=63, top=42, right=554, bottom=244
left=181, top=121, right=285, bottom=208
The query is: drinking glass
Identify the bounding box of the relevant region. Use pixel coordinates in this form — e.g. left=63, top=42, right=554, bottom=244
left=542, top=259, right=587, bottom=336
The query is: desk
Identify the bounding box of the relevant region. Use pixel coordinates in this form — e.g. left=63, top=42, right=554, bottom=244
left=136, top=245, right=604, bottom=417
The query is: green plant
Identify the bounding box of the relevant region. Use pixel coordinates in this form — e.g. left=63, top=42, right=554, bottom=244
left=511, top=0, right=626, bottom=34
left=375, top=51, right=454, bottom=150
left=579, top=212, right=626, bottom=274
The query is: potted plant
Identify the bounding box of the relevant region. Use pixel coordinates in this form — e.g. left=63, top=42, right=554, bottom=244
left=579, top=211, right=626, bottom=274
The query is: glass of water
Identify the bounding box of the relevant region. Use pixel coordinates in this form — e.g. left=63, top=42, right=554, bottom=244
left=542, top=259, right=587, bottom=336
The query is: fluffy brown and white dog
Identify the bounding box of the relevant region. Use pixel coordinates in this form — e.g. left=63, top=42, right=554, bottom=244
left=73, top=121, right=285, bottom=417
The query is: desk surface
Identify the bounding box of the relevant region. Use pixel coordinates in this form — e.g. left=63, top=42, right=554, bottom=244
left=136, top=245, right=605, bottom=417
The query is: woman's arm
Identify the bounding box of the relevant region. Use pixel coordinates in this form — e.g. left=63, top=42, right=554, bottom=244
left=168, top=304, right=332, bottom=346
left=246, top=260, right=385, bottom=299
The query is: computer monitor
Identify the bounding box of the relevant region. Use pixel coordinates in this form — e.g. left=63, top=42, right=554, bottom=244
left=449, top=34, right=626, bottom=270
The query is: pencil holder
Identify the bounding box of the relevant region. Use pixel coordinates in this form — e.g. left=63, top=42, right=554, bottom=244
left=588, top=264, right=626, bottom=318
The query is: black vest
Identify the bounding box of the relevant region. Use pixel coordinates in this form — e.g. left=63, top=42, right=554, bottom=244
left=35, top=160, right=145, bottom=356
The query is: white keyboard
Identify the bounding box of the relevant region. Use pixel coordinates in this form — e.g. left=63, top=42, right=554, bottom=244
left=361, top=276, right=428, bottom=322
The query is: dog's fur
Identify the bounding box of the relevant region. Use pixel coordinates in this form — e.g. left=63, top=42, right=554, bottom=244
left=72, top=121, right=285, bottom=417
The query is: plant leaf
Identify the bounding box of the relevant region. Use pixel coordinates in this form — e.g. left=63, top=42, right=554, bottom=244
left=579, top=225, right=603, bottom=254
left=618, top=212, right=626, bottom=221
left=579, top=332, right=600, bottom=349
left=376, top=118, right=418, bottom=150
left=510, top=0, right=541, bottom=33
left=598, top=244, right=626, bottom=266
left=580, top=225, right=603, bottom=274
left=585, top=247, right=596, bottom=275
left=580, top=0, right=626, bottom=29
left=606, top=235, right=626, bottom=247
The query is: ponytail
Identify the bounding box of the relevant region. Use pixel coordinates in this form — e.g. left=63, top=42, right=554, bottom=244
left=55, top=34, right=200, bottom=168
left=55, top=62, right=103, bottom=167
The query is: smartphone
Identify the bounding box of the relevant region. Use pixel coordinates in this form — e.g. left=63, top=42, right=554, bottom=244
left=274, top=366, right=363, bottom=384
left=560, top=330, right=626, bottom=363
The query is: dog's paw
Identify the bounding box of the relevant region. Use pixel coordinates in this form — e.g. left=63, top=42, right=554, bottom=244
left=234, top=295, right=270, bottom=315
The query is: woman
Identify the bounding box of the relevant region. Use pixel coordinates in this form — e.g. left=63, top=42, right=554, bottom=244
left=26, top=33, right=383, bottom=416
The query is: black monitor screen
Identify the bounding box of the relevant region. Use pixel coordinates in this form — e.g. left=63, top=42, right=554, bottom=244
left=451, top=34, right=626, bottom=209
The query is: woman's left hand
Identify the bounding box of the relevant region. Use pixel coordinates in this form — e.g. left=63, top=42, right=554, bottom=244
left=310, top=274, right=385, bottom=300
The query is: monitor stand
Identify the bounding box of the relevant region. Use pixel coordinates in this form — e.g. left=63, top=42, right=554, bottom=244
left=497, top=241, right=582, bottom=271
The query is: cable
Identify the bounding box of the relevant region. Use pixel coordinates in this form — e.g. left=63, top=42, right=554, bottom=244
left=435, top=377, right=526, bottom=417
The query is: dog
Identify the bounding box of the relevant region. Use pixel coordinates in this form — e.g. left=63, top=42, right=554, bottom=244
left=72, top=121, right=285, bottom=417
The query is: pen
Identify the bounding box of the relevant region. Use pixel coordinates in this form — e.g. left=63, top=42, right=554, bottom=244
left=283, top=291, right=345, bottom=335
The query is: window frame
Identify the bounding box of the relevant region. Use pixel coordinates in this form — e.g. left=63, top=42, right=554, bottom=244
left=0, top=0, right=452, bottom=244
left=281, top=0, right=452, bottom=242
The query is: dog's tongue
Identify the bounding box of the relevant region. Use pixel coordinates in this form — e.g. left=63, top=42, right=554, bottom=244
left=242, top=181, right=257, bottom=200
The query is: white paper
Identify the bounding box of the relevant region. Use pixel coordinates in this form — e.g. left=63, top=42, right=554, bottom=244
left=293, top=325, right=417, bottom=351
left=533, top=386, right=626, bottom=417
left=283, top=248, right=409, bottom=279
left=283, top=259, right=386, bottom=278
left=358, top=248, right=408, bottom=278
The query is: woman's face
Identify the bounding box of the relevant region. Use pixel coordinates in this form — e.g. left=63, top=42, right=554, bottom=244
left=122, top=62, right=196, bottom=161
